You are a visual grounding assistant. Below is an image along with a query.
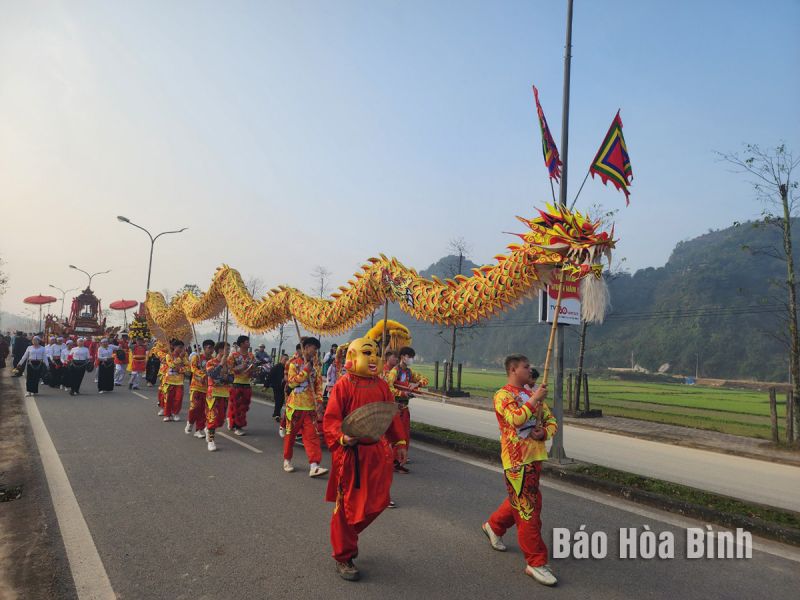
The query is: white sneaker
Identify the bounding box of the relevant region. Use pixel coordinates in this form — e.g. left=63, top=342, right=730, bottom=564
left=309, top=465, right=329, bottom=478
left=233, top=428, right=246, bottom=436
left=184, top=422, right=192, bottom=434
left=194, top=429, right=206, bottom=439
left=279, top=427, right=285, bottom=438
left=24, top=392, right=31, bottom=397
left=157, top=409, right=164, bottom=416
left=525, top=564, right=557, bottom=586
left=482, top=522, right=507, bottom=551
left=207, top=441, right=217, bottom=452
left=163, top=417, right=171, bottom=422
left=283, top=460, right=295, bottom=473
left=171, top=414, right=181, bottom=422
left=98, top=390, right=104, bottom=395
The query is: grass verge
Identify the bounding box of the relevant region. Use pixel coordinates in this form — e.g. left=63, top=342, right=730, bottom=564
left=411, top=420, right=800, bottom=546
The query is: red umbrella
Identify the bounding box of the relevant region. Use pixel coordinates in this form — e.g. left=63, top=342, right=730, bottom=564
left=109, top=299, right=139, bottom=328
left=24, top=294, right=57, bottom=333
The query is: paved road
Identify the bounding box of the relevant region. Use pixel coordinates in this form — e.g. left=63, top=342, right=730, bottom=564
left=17, top=381, right=800, bottom=599
left=410, top=397, right=800, bottom=512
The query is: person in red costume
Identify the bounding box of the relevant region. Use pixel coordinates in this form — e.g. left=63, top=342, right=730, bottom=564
left=323, top=337, right=408, bottom=582
left=128, top=338, right=148, bottom=390
left=226, top=335, right=255, bottom=436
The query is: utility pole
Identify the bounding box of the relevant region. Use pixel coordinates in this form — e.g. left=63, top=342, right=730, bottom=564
left=548, top=0, right=574, bottom=464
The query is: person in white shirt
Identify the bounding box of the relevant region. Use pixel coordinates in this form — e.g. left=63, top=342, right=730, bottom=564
left=17, top=336, right=50, bottom=396
left=46, top=336, right=64, bottom=388
left=68, top=338, right=91, bottom=396
left=60, top=340, right=74, bottom=390
left=96, top=338, right=117, bottom=394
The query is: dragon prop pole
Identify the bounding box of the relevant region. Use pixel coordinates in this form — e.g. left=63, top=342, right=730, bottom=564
left=539, top=268, right=566, bottom=422
left=380, top=299, right=389, bottom=353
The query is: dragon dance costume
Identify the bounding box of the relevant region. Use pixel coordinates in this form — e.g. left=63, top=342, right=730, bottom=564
left=129, top=341, right=148, bottom=390
left=486, top=384, right=557, bottom=569
left=163, top=350, right=188, bottom=421
left=283, top=355, right=324, bottom=467
left=386, top=361, right=428, bottom=467
left=186, top=350, right=211, bottom=435
left=205, top=351, right=232, bottom=451
left=226, top=348, right=255, bottom=433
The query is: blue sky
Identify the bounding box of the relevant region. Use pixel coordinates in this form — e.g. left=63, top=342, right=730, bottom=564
left=1, top=0, right=798, bottom=316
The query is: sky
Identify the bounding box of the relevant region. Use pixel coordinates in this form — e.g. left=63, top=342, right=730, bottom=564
left=1, top=0, right=799, bottom=321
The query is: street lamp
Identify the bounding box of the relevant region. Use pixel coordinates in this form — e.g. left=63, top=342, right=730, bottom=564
left=117, top=216, right=187, bottom=292
left=68, top=265, right=111, bottom=290
left=48, top=284, right=79, bottom=319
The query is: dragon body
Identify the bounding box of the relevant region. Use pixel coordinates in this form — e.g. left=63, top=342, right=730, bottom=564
left=145, top=205, right=615, bottom=342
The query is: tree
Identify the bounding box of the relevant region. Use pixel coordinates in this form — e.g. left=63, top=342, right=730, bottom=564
left=311, top=266, right=332, bottom=299
left=245, top=276, right=266, bottom=299
left=437, top=238, right=481, bottom=392
left=719, top=144, right=799, bottom=441
left=0, top=256, right=8, bottom=297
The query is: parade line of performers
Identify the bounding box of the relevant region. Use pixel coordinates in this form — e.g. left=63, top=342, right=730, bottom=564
left=15, top=331, right=560, bottom=586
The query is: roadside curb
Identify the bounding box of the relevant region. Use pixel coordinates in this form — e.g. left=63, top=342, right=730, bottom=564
left=419, top=397, right=800, bottom=468
left=411, top=426, right=800, bottom=548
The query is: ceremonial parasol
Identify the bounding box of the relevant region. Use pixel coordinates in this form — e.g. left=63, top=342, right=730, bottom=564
left=109, top=299, right=139, bottom=328
left=24, top=294, right=57, bottom=334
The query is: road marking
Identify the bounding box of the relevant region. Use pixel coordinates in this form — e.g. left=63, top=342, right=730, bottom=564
left=252, top=398, right=272, bottom=407
left=413, top=441, right=800, bottom=564
left=216, top=432, right=263, bottom=453
left=23, top=391, right=116, bottom=599
left=132, top=391, right=151, bottom=401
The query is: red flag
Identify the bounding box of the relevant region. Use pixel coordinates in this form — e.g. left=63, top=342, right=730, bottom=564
left=532, top=85, right=562, bottom=182
left=589, top=110, right=633, bottom=205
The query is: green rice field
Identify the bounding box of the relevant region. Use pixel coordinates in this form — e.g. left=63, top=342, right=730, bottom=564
left=412, top=364, right=792, bottom=441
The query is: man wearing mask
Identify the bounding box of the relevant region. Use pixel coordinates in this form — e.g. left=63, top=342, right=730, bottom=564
left=386, top=346, right=428, bottom=473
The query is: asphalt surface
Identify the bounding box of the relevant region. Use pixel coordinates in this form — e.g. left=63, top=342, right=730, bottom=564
left=17, top=381, right=800, bottom=599
left=410, top=397, right=800, bottom=512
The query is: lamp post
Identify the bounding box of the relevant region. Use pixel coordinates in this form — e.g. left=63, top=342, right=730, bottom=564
left=117, top=216, right=187, bottom=292
left=48, top=284, right=79, bottom=319
left=69, top=265, right=111, bottom=290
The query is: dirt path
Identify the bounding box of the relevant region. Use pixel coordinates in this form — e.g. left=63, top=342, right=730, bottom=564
left=0, top=370, right=75, bottom=599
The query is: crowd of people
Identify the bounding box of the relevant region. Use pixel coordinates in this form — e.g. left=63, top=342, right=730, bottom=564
left=5, top=328, right=560, bottom=586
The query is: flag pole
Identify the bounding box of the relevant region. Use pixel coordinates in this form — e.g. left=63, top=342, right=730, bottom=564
left=549, top=0, right=574, bottom=464
left=569, top=170, right=591, bottom=211
left=549, top=179, right=557, bottom=204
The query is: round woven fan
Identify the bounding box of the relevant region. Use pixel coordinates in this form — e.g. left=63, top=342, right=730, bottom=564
left=342, top=402, right=398, bottom=440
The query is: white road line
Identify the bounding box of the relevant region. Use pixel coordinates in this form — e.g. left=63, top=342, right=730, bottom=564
left=216, top=431, right=263, bottom=453
left=132, top=391, right=151, bottom=401
left=24, top=392, right=116, bottom=599
left=413, top=441, right=800, bottom=564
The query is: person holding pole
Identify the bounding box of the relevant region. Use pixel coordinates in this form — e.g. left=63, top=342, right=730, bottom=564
left=481, top=354, right=557, bottom=587
left=185, top=339, right=214, bottom=437
left=385, top=346, right=428, bottom=473
left=226, top=335, right=255, bottom=436
left=163, top=340, right=188, bottom=422
left=282, top=336, right=328, bottom=477
left=205, top=341, right=232, bottom=452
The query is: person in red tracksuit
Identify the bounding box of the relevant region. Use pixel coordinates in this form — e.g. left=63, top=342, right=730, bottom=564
left=163, top=341, right=188, bottom=422
left=385, top=346, right=428, bottom=473
left=186, top=340, right=215, bottom=437
left=226, top=335, right=255, bottom=436
left=323, top=337, right=407, bottom=581
left=282, top=337, right=328, bottom=477
left=481, top=354, right=558, bottom=587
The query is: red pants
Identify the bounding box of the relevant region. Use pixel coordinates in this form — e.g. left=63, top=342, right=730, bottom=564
left=158, top=385, right=166, bottom=409
left=206, top=396, right=227, bottom=430
left=399, top=404, right=411, bottom=446
left=188, top=390, right=206, bottom=429
left=165, top=385, right=184, bottom=417
left=227, top=386, right=252, bottom=429
left=283, top=409, right=321, bottom=464
left=330, top=505, right=380, bottom=563
left=487, top=462, right=548, bottom=567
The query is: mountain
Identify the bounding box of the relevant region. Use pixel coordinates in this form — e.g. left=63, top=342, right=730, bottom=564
left=355, top=221, right=798, bottom=381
